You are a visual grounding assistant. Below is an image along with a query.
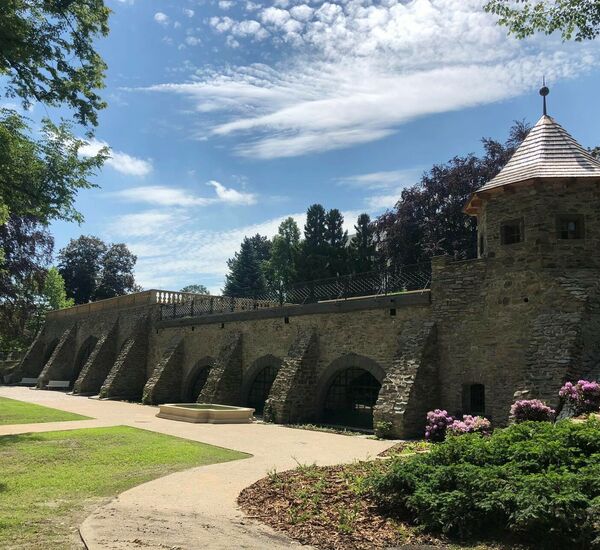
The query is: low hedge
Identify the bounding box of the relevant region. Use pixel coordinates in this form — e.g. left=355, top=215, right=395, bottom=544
left=369, top=418, right=600, bottom=548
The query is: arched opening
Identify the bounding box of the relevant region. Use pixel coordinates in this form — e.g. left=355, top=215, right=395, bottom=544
left=247, top=365, right=279, bottom=415
left=321, top=366, right=382, bottom=429
left=463, top=383, right=486, bottom=415
left=73, top=336, right=98, bottom=382
left=184, top=362, right=212, bottom=402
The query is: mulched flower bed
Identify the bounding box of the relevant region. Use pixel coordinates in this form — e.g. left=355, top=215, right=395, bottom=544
left=238, top=461, right=446, bottom=550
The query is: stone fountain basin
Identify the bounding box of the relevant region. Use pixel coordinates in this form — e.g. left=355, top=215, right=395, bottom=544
left=156, top=403, right=255, bottom=424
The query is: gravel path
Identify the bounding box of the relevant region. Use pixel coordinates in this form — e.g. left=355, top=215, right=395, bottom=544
left=0, top=387, right=394, bottom=549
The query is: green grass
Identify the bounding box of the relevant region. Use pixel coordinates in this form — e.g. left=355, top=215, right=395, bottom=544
left=0, top=425, right=250, bottom=549
left=0, top=397, right=91, bottom=425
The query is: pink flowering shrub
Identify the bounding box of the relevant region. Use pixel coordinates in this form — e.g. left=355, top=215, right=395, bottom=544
left=425, top=409, right=454, bottom=442
left=559, top=380, right=600, bottom=415
left=425, top=410, right=491, bottom=441
left=447, top=415, right=492, bottom=436
left=510, top=399, right=555, bottom=423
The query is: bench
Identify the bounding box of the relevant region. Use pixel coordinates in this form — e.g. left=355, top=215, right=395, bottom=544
left=46, top=380, right=70, bottom=390
left=19, top=377, right=38, bottom=386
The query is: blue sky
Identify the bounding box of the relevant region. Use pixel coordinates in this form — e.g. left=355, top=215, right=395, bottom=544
left=41, top=0, right=600, bottom=293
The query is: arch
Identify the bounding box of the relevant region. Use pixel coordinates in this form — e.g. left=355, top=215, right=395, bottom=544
left=462, top=383, right=486, bottom=416
left=73, top=336, right=99, bottom=382
left=242, top=354, right=283, bottom=415
left=316, top=354, right=385, bottom=430
left=182, top=356, right=214, bottom=402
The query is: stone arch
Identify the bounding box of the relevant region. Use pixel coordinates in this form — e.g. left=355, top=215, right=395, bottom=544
left=42, top=338, right=59, bottom=367
left=73, top=336, right=99, bottom=382
left=182, top=356, right=214, bottom=402
left=242, top=354, right=283, bottom=415
left=316, top=354, right=385, bottom=429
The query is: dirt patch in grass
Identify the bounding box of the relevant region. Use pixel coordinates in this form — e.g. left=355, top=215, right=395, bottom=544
left=238, top=461, right=447, bottom=550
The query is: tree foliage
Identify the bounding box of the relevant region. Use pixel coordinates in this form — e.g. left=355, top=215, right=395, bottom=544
left=41, top=267, right=74, bottom=311
left=180, top=284, right=209, bottom=295
left=0, top=109, right=106, bottom=224
left=58, top=236, right=138, bottom=304
left=223, top=237, right=267, bottom=298
left=374, top=121, right=531, bottom=265
left=349, top=213, right=375, bottom=274
left=485, top=0, right=600, bottom=42
left=325, top=208, right=348, bottom=277
left=0, top=0, right=110, bottom=127
left=264, top=217, right=301, bottom=298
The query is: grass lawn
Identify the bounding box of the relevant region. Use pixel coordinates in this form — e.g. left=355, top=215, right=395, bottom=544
left=0, top=396, right=91, bottom=425
left=0, top=425, right=250, bottom=549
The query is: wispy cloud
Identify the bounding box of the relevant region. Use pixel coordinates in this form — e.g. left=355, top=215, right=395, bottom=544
left=336, top=168, right=422, bottom=190
left=154, top=12, right=169, bottom=25
left=80, top=138, right=153, bottom=177
left=140, top=0, right=598, bottom=159
left=111, top=182, right=257, bottom=207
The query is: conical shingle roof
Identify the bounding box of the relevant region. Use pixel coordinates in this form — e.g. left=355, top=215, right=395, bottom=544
left=465, top=115, right=600, bottom=214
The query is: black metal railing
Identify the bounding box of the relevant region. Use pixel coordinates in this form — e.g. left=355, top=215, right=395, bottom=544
left=160, top=262, right=431, bottom=321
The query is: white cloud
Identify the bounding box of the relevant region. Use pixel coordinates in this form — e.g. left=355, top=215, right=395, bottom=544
left=183, top=8, right=194, bottom=18
left=219, top=0, right=234, bottom=10
left=336, top=168, right=422, bottom=189
left=80, top=138, right=153, bottom=177
left=154, top=12, right=169, bottom=25
left=142, top=0, right=599, bottom=159
left=111, top=182, right=256, bottom=207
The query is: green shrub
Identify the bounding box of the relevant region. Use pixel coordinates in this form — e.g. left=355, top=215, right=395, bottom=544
left=368, top=419, right=600, bottom=548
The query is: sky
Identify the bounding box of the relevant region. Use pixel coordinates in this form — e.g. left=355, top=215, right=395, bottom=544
left=37, top=0, right=600, bottom=293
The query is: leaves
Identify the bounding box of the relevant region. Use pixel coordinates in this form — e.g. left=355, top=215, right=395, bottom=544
left=485, top=0, right=600, bottom=42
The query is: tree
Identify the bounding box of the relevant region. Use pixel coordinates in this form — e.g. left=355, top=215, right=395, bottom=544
left=263, top=218, right=301, bottom=298
left=58, top=236, right=139, bottom=304
left=349, top=214, right=375, bottom=274
left=41, top=267, right=74, bottom=311
left=485, top=0, right=600, bottom=41
left=298, top=204, right=329, bottom=281
left=95, top=244, right=138, bottom=300
left=0, top=216, right=54, bottom=347
left=374, top=121, right=531, bottom=266
left=325, top=209, right=348, bottom=277
left=0, top=110, right=106, bottom=224
left=181, top=284, right=209, bottom=295
left=0, top=0, right=110, bottom=127
left=223, top=237, right=267, bottom=298
left=247, top=234, right=272, bottom=264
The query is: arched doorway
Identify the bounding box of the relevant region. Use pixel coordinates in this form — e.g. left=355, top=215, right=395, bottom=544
left=247, top=365, right=279, bottom=415
left=183, top=359, right=213, bottom=402
left=318, top=355, right=384, bottom=430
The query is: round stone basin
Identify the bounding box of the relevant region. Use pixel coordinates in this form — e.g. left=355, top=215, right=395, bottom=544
left=156, top=403, right=255, bottom=424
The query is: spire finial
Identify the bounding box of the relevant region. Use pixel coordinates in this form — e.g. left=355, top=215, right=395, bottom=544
left=539, top=77, right=549, bottom=116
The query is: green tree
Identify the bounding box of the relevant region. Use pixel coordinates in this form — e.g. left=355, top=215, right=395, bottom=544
left=58, top=236, right=107, bottom=304
left=298, top=204, right=328, bottom=281
left=247, top=234, right=272, bottom=264
left=325, top=208, right=348, bottom=277
left=180, top=284, right=209, bottom=294
left=349, top=213, right=375, bottom=274
left=223, top=237, right=267, bottom=298
left=0, top=0, right=110, bottom=127
left=41, top=267, right=74, bottom=311
left=95, top=243, right=138, bottom=300
left=485, top=0, right=600, bottom=41
left=263, top=217, right=301, bottom=298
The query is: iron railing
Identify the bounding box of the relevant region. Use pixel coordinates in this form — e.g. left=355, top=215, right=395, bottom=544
left=160, top=263, right=431, bottom=321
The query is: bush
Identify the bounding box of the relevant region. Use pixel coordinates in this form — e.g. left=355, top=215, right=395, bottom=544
left=511, top=399, right=555, bottom=423
left=424, top=409, right=454, bottom=442
left=559, top=380, right=600, bottom=415
left=447, top=415, right=491, bottom=436
left=369, top=418, right=600, bottom=548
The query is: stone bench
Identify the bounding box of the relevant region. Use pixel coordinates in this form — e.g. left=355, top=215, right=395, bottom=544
left=46, top=380, right=71, bottom=390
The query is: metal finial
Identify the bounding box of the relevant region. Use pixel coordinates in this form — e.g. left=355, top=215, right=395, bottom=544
left=539, top=77, right=549, bottom=116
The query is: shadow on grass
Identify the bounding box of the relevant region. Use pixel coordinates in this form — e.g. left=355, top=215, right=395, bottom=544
left=0, top=433, right=44, bottom=447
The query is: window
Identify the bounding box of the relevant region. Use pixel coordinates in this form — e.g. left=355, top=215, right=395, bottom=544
left=557, top=215, right=584, bottom=240
left=500, top=219, right=523, bottom=245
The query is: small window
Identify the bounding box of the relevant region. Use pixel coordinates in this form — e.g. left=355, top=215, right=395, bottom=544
left=557, top=215, right=584, bottom=240
left=500, top=219, right=523, bottom=245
